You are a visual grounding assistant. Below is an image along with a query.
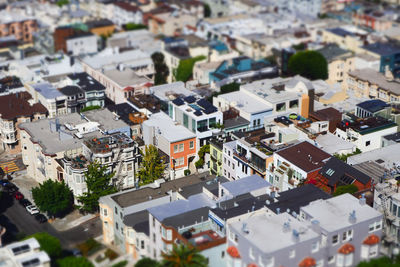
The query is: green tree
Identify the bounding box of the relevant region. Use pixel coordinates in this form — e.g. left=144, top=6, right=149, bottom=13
left=174, top=55, right=206, bottom=82
left=32, top=180, right=73, bottom=217
left=24, top=233, right=61, bottom=259
left=137, top=145, right=165, bottom=185
left=125, top=23, right=147, bottom=31
left=135, top=257, right=161, bottom=267
left=57, top=256, right=94, bottom=267
left=78, top=161, right=116, bottom=213
left=203, top=3, right=211, bottom=17
left=81, top=105, right=101, bottom=113
left=56, top=0, right=69, bottom=7
left=288, top=50, right=328, bottom=80
left=334, top=148, right=362, bottom=162
left=162, top=244, right=208, bottom=267
left=333, top=184, right=359, bottom=196
left=151, top=52, right=169, bottom=85
left=195, top=145, right=210, bottom=169
left=357, top=256, right=398, bottom=267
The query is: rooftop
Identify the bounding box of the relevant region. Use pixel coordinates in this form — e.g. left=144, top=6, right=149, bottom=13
left=106, top=103, right=142, bottom=126
left=301, top=193, right=382, bottom=232
left=383, top=132, right=400, bottom=143
left=59, top=85, right=83, bottom=96
left=338, top=116, right=397, bottom=135
left=84, top=133, right=134, bottom=154
left=315, top=132, right=355, bottom=155
left=216, top=90, right=272, bottom=114
left=317, top=44, right=353, bottom=62
left=110, top=174, right=216, bottom=208
left=230, top=212, right=319, bottom=254
left=224, top=116, right=250, bottom=130
left=86, top=19, right=114, bottom=29
left=151, top=82, right=197, bottom=102
left=31, top=83, right=64, bottom=100
left=0, top=76, right=23, bottom=91
left=128, top=94, right=161, bottom=113
left=347, top=143, right=400, bottom=170
left=0, top=92, right=47, bottom=120
left=221, top=174, right=272, bottom=197
left=103, top=68, right=150, bottom=88
left=162, top=207, right=210, bottom=229
left=356, top=99, right=390, bottom=113
left=68, top=72, right=105, bottom=92
left=143, top=112, right=196, bottom=143
left=82, top=108, right=131, bottom=133
left=276, top=141, right=331, bottom=173
left=362, top=42, right=400, bottom=56
left=123, top=210, right=149, bottom=235
left=319, top=157, right=371, bottom=186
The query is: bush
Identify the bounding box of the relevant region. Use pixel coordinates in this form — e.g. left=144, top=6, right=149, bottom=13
left=104, top=248, right=119, bottom=260
left=77, top=238, right=102, bottom=257
left=174, top=56, right=206, bottom=82
left=57, top=256, right=94, bottom=267
left=195, top=159, right=204, bottom=169
left=184, top=169, right=191, bottom=176
left=56, top=0, right=69, bottom=7
left=125, top=23, right=147, bottom=31
left=334, top=184, right=359, bottom=196
left=288, top=50, right=328, bottom=80
left=135, top=258, right=161, bottom=267
left=111, top=260, right=128, bottom=267
left=24, top=232, right=62, bottom=259
left=81, top=105, right=101, bottom=112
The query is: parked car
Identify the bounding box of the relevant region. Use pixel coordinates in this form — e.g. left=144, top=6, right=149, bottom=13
left=34, top=214, right=47, bottom=223
left=4, top=183, right=18, bottom=194
left=0, top=180, right=10, bottom=187
left=14, top=191, right=24, bottom=200
left=26, top=205, right=39, bottom=215
left=19, top=199, right=32, bottom=207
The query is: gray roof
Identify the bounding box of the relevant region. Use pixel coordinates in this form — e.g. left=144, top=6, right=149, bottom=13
left=317, top=44, right=353, bottom=62
left=103, top=68, right=150, bottom=88
left=162, top=207, right=210, bottom=228
left=348, top=68, right=400, bottom=96
left=82, top=108, right=130, bottom=133
left=301, top=193, right=382, bottom=232
left=221, top=174, right=272, bottom=197
left=123, top=210, right=149, bottom=235
left=347, top=143, right=400, bottom=170
left=110, top=174, right=216, bottom=208
left=32, top=83, right=64, bottom=99
left=224, top=116, right=250, bottom=129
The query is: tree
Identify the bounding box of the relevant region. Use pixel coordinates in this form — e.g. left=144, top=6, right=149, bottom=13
left=24, top=233, right=61, bottom=258
left=162, top=244, right=208, bottom=267
left=135, top=257, right=161, bottom=267
left=288, top=50, right=328, bottom=80
left=137, top=145, right=165, bottom=185
left=56, top=0, right=69, bottom=7
left=125, top=23, right=147, bottom=31
left=195, top=145, right=210, bottom=169
left=151, top=52, right=169, bottom=85
left=357, top=256, right=398, bottom=267
left=78, top=161, right=116, bottom=213
left=32, top=180, right=73, bottom=217
left=203, top=3, right=211, bottom=17
left=174, top=55, right=206, bottom=82
left=57, top=256, right=94, bottom=267
left=333, top=184, right=358, bottom=196
left=334, top=148, right=362, bottom=162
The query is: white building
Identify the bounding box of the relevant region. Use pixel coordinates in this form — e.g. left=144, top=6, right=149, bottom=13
left=0, top=238, right=50, bottom=267
left=66, top=33, right=98, bottom=56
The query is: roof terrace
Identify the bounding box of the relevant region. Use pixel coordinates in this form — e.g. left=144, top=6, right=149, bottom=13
left=84, top=133, right=134, bottom=154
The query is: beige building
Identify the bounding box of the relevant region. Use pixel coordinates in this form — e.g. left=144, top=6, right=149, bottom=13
left=317, top=44, right=355, bottom=84
left=346, top=68, right=400, bottom=102
left=147, top=11, right=197, bottom=37
left=322, top=27, right=366, bottom=53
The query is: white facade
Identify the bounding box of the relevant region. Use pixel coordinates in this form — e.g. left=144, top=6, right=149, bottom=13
left=66, top=34, right=98, bottom=56
left=112, top=4, right=143, bottom=26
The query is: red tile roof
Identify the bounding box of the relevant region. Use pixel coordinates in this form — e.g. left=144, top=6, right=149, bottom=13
left=276, top=141, right=331, bottom=173
left=363, top=234, right=380, bottom=245
left=0, top=92, right=47, bottom=120
left=298, top=257, right=316, bottom=267
left=338, top=243, right=355, bottom=254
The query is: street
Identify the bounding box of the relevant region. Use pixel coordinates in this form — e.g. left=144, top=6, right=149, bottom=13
left=0, top=194, right=102, bottom=248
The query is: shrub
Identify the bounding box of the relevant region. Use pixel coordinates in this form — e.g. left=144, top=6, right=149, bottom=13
left=24, top=233, right=61, bottom=259
left=104, top=248, right=119, bottom=261
left=81, top=105, right=101, bottom=112
left=77, top=238, right=102, bottom=257
left=184, top=169, right=191, bottom=176
left=111, top=260, right=128, bottom=267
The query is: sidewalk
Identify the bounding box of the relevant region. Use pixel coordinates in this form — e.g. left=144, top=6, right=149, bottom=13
left=51, top=210, right=98, bottom=231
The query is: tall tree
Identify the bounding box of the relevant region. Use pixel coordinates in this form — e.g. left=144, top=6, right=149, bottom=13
left=137, top=145, right=165, bottom=185
left=78, top=161, right=116, bottom=213
left=24, top=232, right=62, bottom=259
left=288, top=50, right=328, bottom=80
left=151, top=52, right=169, bottom=85
left=162, top=244, right=208, bottom=267
left=32, top=180, right=73, bottom=217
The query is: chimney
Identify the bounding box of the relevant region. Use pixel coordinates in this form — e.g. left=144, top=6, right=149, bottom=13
left=292, top=229, right=300, bottom=242
left=311, top=219, right=320, bottom=232
left=348, top=210, right=357, bottom=224
left=359, top=193, right=366, bottom=206
left=276, top=208, right=280, bottom=214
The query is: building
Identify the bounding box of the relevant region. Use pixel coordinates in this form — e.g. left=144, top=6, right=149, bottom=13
left=106, top=29, right=161, bottom=55
left=271, top=141, right=331, bottom=191
left=19, top=109, right=131, bottom=184
left=147, top=9, right=197, bottom=37
left=112, top=2, right=143, bottom=26
left=316, top=44, right=355, bottom=84
left=107, top=103, right=147, bottom=139
left=86, top=19, right=116, bottom=36
left=67, top=72, right=106, bottom=108
left=309, top=157, right=371, bottom=195
left=322, top=27, right=367, bottom=53
left=209, top=136, right=233, bottom=177
left=361, top=42, right=400, bottom=78
left=309, top=107, right=342, bottom=133
left=142, top=112, right=197, bottom=178
left=335, top=116, right=398, bottom=152
left=227, top=193, right=382, bottom=267
left=53, top=26, right=97, bottom=55
left=0, top=76, right=25, bottom=96
left=0, top=10, right=37, bottom=43
left=346, top=68, right=400, bottom=102
left=62, top=132, right=141, bottom=199
left=0, top=92, right=47, bottom=153
left=168, top=96, right=223, bottom=147
left=209, top=56, right=278, bottom=87
left=0, top=238, right=50, bottom=267
left=277, top=0, right=322, bottom=18
left=381, top=132, right=400, bottom=147
left=26, top=83, right=68, bottom=118
left=355, top=100, right=391, bottom=119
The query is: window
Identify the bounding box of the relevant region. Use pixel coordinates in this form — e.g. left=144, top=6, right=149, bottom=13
left=141, top=240, right=145, bottom=249
left=103, top=208, right=108, bottom=216
left=189, top=141, right=194, bottom=149
left=115, top=207, right=118, bottom=214
left=289, top=249, right=295, bottom=258
left=234, top=234, right=238, bottom=243
left=265, top=256, right=274, bottom=267
left=366, top=141, right=371, bottom=146
left=375, top=221, right=382, bottom=230
left=167, top=229, right=172, bottom=240
left=332, top=234, right=338, bottom=245
left=249, top=247, right=255, bottom=259
left=328, top=256, right=335, bottom=264
left=311, top=241, right=319, bottom=253
left=179, top=143, right=184, bottom=152
left=174, top=143, right=184, bottom=153
left=175, top=157, right=184, bottom=167
left=369, top=223, right=375, bottom=232
left=116, top=222, right=119, bottom=230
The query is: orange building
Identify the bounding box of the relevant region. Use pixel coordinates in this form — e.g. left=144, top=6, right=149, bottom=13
left=0, top=17, right=37, bottom=43
left=86, top=19, right=115, bottom=36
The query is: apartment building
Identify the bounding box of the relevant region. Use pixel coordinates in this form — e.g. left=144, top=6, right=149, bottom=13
left=335, top=116, right=398, bottom=152
left=67, top=72, right=106, bottom=108
left=360, top=42, right=400, bottom=78
left=0, top=10, right=37, bottom=43
left=0, top=238, right=50, bottom=267
left=19, top=109, right=131, bottom=184
left=112, top=2, right=143, bottom=26
left=346, top=68, right=400, bottom=102
left=54, top=26, right=98, bottom=55
left=107, top=29, right=161, bottom=55
left=0, top=92, right=47, bottom=153
left=317, top=44, right=355, bottom=84
left=147, top=10, right=197, bottom=37
left=27, top=83, right=68, bottom=118
left=62, top=132, right=141, bottom=199
left=169, top=96, right=223, bottom=147
left=322, top=27, right=366, bottom=53
left=142, top=112, right=197, bottom=178
left=209, top=136, right=233, bottom=177
left=227, top=194, right=382, bottom=267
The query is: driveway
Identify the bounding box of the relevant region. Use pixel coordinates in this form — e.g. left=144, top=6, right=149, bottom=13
left=0, top=194, right=102, bottom=248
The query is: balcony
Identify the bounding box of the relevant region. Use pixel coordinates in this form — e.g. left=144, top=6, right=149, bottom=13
left=197, top=126, right=209, bottom=133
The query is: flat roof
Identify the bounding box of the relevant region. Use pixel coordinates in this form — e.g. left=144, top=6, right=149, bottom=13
left=217, top=91, right=272, bottom=114
left=221, top=174, right=272, bottom=197
left=151, top=82, right=196, bottom=102
left=356, top=99, right=390, bottom=113
left=162, top=207, right=210, bottom=228
left=103, top=68, right=150, bottom=88
left=362, top=42, right=400, bottom=56
left=276, top=141, right=331, bottom=173
left=143, top=112, right=196, bottom=143
left=83, top=108, right=130, bottom=133
left=110, top=174, right=216, bottom=208
left=82, top=49, right=152, bottom=70
left=349, top=68, right=400, bottom=95
left=317, top=44, right=352, bottom=62
left=347, top=143, right=400, bottom=170
left=315, top=132, right=355, bottom=155
left=301, top=194, right=382, bottom=232
left=31, top=83, right=64, bottom=99
left=230, top=212, right=319, bottom=254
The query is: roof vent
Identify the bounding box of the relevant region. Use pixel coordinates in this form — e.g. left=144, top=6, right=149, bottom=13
left=241, top=223, right=249, bottom=234
left=349, top=210, right=357, bottom=223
